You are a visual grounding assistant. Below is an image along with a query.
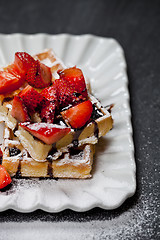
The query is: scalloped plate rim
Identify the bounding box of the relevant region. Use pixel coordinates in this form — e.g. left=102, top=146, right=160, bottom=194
left=0, top=34, right=136, bottom=212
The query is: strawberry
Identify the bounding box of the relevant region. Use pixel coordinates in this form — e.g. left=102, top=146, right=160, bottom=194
left=14, top=52, right=52, bottom=88
left=5, top=63, right=22, bottom=77
left=0, top=71, right=24, bottom=94
left=58, top=67, right=88, bottom=98
left=26, top=60, right=52, bottom=89
left=41, top=85, right=57, bottom=102
left=14, top=52, right=35, bottom=76
left=19, top=85, right=47, bottom=114
left=20, top=122, right=71, bottom=145
left=0, top=165, right=12, bottom=189
left=54, top=78, right=86, bottom=110
left=40, top=102, right=56, bottom=123
left=11, top=96, right=30, bottom=122
left=40, top=86, right=58, bottom=123
left=61, top=100, right=93, bottom=129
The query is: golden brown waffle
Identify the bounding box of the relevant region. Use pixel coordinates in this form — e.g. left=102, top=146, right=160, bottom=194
left=2, top=125, right=94, bottom=178
left=0, top=49, right=95, bottom=178
left=0, top=49, right=113, bottom=162
left=0, top=49, right=112, bottom=178
left=0, top=93, right=112, bottom=162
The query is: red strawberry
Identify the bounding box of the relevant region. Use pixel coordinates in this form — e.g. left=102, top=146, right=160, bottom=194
left=0, top=165, right=12, bottom=189
left=40, top=102, right=56, bottom=123
left=40, top=86, right=58, bottom=123
left=54, top=78, right=86, bottom=109
left=14, top=52, right=35, bottom=76
left=11, top=96, right=30, bottom=122
left=41, top=85, right=57, bottom=102
left=26, top=60, right=52, bottom=89
left=61, top=100, right=93, bottom=129
left=5, top=63, right=22, bottom=77
left=19, top=85, right=47, bottom=114
left=58, top=67, right=88, bottom=98
left=20, top=122, right=71, bottom=145
left=0, top=71, right=24, bottom=94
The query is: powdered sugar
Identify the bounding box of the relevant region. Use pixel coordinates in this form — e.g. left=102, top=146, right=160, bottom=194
left=0, top=186, right=158, bottom=240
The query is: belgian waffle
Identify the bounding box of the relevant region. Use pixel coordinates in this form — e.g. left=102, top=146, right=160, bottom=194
left=0, top=49, right=113, bottom=162
left=0, top=49, right=112, bottom=178
left=2, top=125, right=94, bottom=178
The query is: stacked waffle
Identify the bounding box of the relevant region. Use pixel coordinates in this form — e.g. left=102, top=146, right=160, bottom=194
left=0, top=49, right=113, bottom=179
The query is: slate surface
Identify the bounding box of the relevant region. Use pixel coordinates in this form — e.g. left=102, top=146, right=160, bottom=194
left=0, top=0, right=159, bottom=239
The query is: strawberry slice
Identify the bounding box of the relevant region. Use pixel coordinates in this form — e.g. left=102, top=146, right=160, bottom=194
left=15, top=52, right=52, bottom=88
left=58, top=67, right=88, bottom=98
left=40, top=102, right=56, bottom=123
left=11, top=96, right=30, bottom=122
left=41, top=85, right=57, bottom=102
left=0, top=71, right=24, bottom=94
left=19, top=85, right=47, bottom=114
left=5, top=63, right=22, bottom=77
left=61, top=100, right=93, bottom=129
left=54, top=78, right=86, bottom=110
left=40, top=86, right=58, bottom=123
left=20, top=122, right=71, bottom=145
left=14, top=52, right=35, bottom=76
left=0, top=165, right=12, bottom=190
left=26, top=60, right=52, bottom=89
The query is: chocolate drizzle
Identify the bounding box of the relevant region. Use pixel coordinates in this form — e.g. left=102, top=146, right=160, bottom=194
left=9, top=147, right=21, bottom=157
left=47, top=158, right=53, bottom=178
left=72, top=129, right=83, bottom=148
left=104, top=103, right=114, bottom=113
left=93, top=120, right=99, bottom=138
left=15, top=156, right=23, bottom=178
left=2, top=97, right=14, bottom=104
left=91, top=104, right=103, bottom=120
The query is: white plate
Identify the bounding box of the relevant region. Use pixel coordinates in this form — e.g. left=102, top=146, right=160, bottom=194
left=0, top=34, right=136, bottom=212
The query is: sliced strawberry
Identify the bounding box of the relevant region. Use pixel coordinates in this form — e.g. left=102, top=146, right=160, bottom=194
left=5, top=63, right=21, bottom=77
left=0, top=165, right=12, bottom=189
left=58, top=67, right=88, bottom=98
left=38, top=61, right=52, bottom=88
left=14, top=52, right=35, bottom=76
left=40, top=86, right=58, bottom=123
left=20, top=122, right=71, bottom=145
left=11, top=96, right=30, bottom=122
left=41, top=85, right=57, bottom=102
left=54, top=78, right=86, bottom=110
left=19, top=85, right=47, bottom=114
left=26, top=60, right=52, bottom=89
left=40, top=102, right=56, bottom=123
left=0, top=71, right=24, bottom=94
left=61, top=100, right=93, bottom=129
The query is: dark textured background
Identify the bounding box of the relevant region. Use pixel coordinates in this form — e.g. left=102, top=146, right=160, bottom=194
left=0, top=0, right=159, bottom=239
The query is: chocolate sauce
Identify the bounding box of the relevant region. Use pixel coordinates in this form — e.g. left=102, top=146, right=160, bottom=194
left=104, top=103, right=114, bottom=113
left=47, top=144, right=57, bottom=161
left=0, top=149, right=2, bottom=165
left=2, top=97, right=14, bottom=104
left=72, top=128, right=83, bottom=148
left=69, top=148, right=82, bottom=156
left=9, top=147, right=21, bottom=157
left=91, top=104, right=103, bottom=120
left=47, top=158, right=53, bottom=178
left=0, top=182, right=13, bottom=194
left=15, top=156, right=22, bottom=178
left=93, top=120, right=99, bottom=138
